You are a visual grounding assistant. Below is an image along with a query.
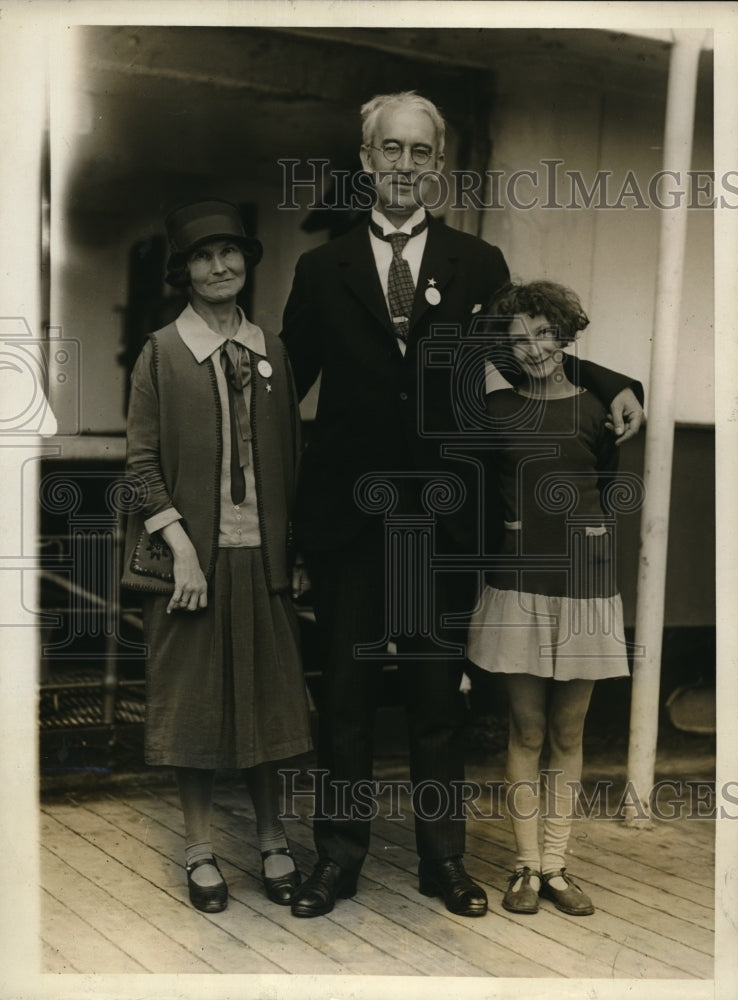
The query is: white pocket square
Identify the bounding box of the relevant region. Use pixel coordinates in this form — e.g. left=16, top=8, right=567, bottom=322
left=471, top=303, right=482, bottom=314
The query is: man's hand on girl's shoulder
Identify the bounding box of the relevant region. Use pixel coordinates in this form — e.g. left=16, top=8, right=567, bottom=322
left=606, top=388, right=644, bottom=445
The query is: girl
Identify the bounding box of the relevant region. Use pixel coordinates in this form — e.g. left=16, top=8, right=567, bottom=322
left=467, top=281, right=632, bottom=916
left=122, top=200, right=312, bottom=912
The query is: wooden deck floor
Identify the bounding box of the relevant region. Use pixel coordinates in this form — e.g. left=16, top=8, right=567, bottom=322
left=39, top=761, right=715, bottom=982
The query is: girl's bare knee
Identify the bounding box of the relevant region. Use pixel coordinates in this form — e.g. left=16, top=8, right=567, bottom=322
left=548, top=724, right=584, bottom=757
left=510, top=721, right=546, bottom=756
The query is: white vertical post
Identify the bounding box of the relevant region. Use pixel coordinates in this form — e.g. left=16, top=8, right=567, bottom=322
left=625, top=31, right=706, bottom=822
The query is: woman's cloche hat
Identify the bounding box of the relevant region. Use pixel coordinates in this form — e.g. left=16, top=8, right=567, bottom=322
left=164, top=199, right=263, bottom=286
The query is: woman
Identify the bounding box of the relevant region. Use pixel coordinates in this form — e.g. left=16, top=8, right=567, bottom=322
left=122, top=199, right=312, bottom=912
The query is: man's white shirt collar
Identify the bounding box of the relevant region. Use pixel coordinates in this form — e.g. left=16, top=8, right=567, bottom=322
left=370, top=206, right=427, bottom=237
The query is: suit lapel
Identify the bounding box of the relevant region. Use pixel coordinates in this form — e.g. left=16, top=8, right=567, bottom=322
left=409, top=218, right=457, bottom=334
left=337, top=221, right=393, bottom=334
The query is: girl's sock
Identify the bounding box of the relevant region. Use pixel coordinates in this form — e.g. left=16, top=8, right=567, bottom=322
left=504, top=674, right=548, bottom=882
left=245, top=761, right=296, bottom=878
left=505, top=773, right=542, bottom=876
left=541, top=770, right=577, bottom=886
left=544, top=677, right=594, bottom=889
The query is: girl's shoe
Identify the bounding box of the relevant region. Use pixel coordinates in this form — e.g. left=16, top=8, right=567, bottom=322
left=186, top=856, right=228, bottom=913
left=540, top=868, right=594, bottom=915
left=502, top=867, right=541, bottom=913
left=261, top=847, right=301, bottom=905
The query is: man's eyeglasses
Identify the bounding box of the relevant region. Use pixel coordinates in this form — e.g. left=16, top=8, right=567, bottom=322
left=367, top=141, right=434, bottom=166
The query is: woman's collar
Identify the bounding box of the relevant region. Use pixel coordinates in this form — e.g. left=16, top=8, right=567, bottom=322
left=175, top=302, right=266, bottom=361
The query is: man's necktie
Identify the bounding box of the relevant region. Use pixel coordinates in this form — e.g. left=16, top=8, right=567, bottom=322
left=369, top=216, right=428, bottom=342
left=220, top=340, right=252, bottom=505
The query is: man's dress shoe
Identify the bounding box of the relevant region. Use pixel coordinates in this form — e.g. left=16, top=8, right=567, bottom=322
left=290, top=859, right=358, bottom=918
left=418, top=856, right=488, bottom=917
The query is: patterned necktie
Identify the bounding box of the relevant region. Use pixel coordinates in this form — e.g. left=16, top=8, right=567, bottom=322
left=369, top=216, right=428, bottom=342
left=220, top=340, right=252, bottom=505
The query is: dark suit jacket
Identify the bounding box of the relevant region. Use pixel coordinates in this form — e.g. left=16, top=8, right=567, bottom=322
left=281, top=215, right=640, bottom=554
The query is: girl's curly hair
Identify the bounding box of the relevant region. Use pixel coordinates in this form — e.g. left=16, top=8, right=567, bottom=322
left=487, top=280, right=590, bottom=345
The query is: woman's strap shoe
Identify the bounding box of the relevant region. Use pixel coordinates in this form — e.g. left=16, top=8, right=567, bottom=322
left=502, top=867, right=541, bottom=914
left=540, top=868, right=594, bottom=915
left=185, top=856, right=228, bottom=913
left=261, top=847, right=301, bottom=905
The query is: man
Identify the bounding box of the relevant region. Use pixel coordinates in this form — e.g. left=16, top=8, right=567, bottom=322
left=281, top=91, right=643, bottom=919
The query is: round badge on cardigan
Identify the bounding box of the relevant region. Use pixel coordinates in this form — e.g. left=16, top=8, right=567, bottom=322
left=257, top=360, right=273, bottom=379
left=425, top=287, right=441, bottom=306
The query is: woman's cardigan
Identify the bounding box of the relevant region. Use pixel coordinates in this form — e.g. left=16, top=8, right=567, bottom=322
left=121, top=321, right=301, bottom=596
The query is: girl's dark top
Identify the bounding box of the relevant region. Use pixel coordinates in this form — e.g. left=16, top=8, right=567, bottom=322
left=483, top=387, right=620, bottom=599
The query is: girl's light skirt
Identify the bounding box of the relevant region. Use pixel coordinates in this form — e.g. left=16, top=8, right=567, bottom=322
left=467, top=585, right=631, bottom=681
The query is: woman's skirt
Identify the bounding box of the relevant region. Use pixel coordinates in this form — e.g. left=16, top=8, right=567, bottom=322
left=142, top=547, right=312, bottom=769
